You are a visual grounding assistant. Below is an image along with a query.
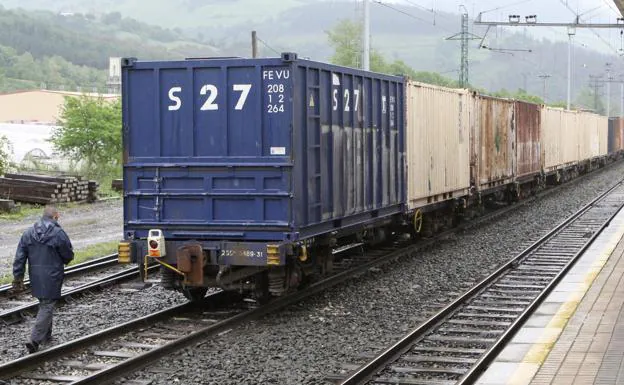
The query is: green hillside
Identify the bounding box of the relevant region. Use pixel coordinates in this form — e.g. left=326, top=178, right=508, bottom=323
left=0, top=5, right=219, bottom=92
left=0, top=0, right=310, bottom=29
left=0, top=0, right=620, bottom=109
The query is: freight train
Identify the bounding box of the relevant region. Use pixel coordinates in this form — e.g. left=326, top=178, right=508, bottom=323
left=117, top=53, right=624, bottom=301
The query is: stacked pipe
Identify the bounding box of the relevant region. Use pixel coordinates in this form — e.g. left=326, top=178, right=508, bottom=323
left=0, top=173, right=99, bottom=204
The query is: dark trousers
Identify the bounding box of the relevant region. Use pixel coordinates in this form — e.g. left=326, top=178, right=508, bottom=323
left=31, top=299, right=56, bottom=344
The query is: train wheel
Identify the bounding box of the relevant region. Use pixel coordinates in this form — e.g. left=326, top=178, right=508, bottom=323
left=252, top=272, right=270, bottom=304
left=413, top=209, right=423, bottom=234
left=182, top=287, right=208, bottom=301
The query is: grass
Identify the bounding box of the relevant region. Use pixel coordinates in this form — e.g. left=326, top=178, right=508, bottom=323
left=0, top=240, right=119, bottom=284
left=70, top=240, right=118, bottom=266
left=0, top=200, right=91, bottom=221
left=97, top=176, right=122, bottom=199
left=0, top=204, right=43, bottom=221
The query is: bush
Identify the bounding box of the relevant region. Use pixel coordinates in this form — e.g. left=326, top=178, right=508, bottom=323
left=51, top=95, right=122, bottom=180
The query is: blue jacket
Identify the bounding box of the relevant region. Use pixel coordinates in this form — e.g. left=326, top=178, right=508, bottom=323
left=13, top=217, right=74, bottom=299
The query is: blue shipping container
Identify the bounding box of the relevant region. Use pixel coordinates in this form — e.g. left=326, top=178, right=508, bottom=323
left=122, top=55, right=406, bottom=265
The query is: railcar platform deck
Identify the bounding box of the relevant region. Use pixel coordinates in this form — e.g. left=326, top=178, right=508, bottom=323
left=476, top=205, right=624, bottom=385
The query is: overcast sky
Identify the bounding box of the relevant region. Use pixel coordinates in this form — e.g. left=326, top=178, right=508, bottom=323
left=389, top=0, right=624, bottom=56
left=429, top=0, right=620, bottom=21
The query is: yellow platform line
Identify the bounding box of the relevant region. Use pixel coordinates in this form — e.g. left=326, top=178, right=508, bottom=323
left=507, top=219, right=624, bottom=384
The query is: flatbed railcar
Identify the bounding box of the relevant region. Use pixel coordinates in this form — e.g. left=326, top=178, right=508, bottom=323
left=118, top=53, right=620, bottom=300
left=118, top=53, right=407, bottom=299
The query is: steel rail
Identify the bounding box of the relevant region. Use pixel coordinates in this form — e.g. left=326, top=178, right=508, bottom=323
left=0, top=297, right=204, bottom=378
left=456, top=199, right=624, bottom=381
left=0, top=264, right=157, bottom=324
left=338, top=179, right=624, bottom=385
left=0, top=253, right=119, bottom=294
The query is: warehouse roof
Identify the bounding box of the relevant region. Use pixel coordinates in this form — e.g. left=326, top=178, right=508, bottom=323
left=0, top=90, right=119, bottom=124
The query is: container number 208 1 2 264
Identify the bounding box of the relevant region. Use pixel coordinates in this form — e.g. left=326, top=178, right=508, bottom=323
left=263, top=69, right=289, bottom=114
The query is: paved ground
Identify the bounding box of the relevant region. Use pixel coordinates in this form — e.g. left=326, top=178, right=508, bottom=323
left=0, top=199, right=122, bottom=276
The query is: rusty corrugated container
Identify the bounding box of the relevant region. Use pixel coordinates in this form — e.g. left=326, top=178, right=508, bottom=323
left=608, top=118, right=624, bottom=154
left=471, top=95, right=515, bottom=191
left=514, top=101, right=541, bottom=179
left=405, top=81, right=471, bottom=209
left=541, top=107, right=579, bottom=171
left=616, top=118, right=622, bottom=152
left=608, top=118, right=618, bottom=154
left=617, top=118, right=624, bottom=152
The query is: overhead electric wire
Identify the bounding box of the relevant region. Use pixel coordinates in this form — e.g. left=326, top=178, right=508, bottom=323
left=401, top=0, right=433, bottom=13
left=372, top=1, right=455, bottom=34
left=256, top=36, right=280, bottom=55
left=400, top=0, right=457, bottom=24
left=479, top=0, right=534, bottom=15
left=602, top=0, right=620, bottom=16
left=557, top=0, right=620, bottom=55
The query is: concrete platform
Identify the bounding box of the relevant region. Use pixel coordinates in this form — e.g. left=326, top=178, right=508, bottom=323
left=476, top=206, right=624, bottom=385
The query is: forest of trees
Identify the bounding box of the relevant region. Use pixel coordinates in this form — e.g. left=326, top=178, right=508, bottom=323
left=0, top=45, right=107, bottom=91
left=0, top=6, right=216, bottom=92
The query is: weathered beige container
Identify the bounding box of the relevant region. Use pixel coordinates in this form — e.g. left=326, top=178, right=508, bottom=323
left=577, top=111, right=601, bottom=160
left=405, top=81, right=471, bottom=210
left=592, top=114, right=608, bottom=158
left=541, top=107, right=580, bottom=171
left=471, top=95, right=515, bottom=191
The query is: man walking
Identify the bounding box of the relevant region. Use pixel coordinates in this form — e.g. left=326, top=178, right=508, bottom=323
left=12, top=205, right=74, bottom=353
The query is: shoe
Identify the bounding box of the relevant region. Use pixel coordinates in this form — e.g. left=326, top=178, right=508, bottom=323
left=25, top=341, right=38, bottom=354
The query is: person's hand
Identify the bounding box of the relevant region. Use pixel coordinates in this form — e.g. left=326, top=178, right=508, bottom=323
left=11, top=278, right=25, bottom=292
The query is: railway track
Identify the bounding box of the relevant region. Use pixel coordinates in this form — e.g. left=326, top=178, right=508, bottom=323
left=0, top=200, right=544, bottom=383
left=0, top=168, right=620, bottom=384
left=0, top=254, right=119, bottom=295
left=334, top=179, right=624, bottom=385
left=0, top=254, right=153, bottom=325
left=0, top=243, right=411, bottom=384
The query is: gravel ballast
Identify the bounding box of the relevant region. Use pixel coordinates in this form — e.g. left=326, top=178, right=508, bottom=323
left=0, top=279, right=185, bottom=364
left=116, top=162, right=624, bottom=385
